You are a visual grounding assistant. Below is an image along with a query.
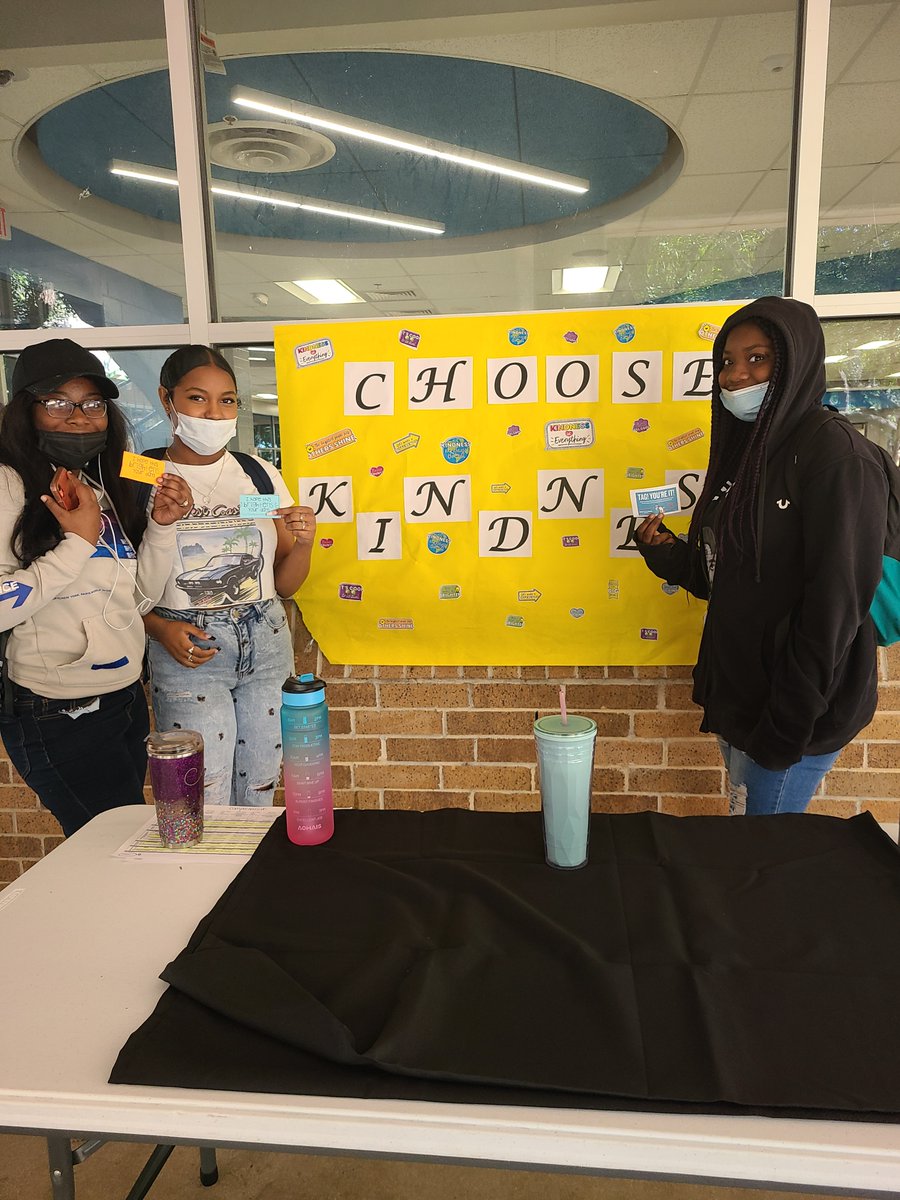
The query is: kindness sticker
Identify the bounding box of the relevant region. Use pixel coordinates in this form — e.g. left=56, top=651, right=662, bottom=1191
left=392, top=432, right=420, bottom=454
left=427, top=532, right=450, bottom=555
left=306, top=428, right=356, bottom=459
left=441, top=436, right=470, bottom=464
left=545, top=419, right=594, bottom=450
left=666, top=427, right=705, bottom=451
left=294, top=338, right=334, bottom=368
left=508, top=326, right=528, bottom=346
left=615, top=323, right=636, bottom=343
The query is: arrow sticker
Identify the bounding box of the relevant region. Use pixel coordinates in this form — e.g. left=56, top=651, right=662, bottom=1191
left=517, top=588, right=542, bottom=602
left=0, top=581, right=32, bottom=609
left=490, top=482, right=511, bottom=494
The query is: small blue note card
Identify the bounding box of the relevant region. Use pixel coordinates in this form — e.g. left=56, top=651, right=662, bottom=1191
left=239, top=494, right=282, bottom=518
left=630, top=485, right=681, bottom=518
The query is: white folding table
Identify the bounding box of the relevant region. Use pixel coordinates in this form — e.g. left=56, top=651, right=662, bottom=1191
left=0, top=806, right=898, bottom=1199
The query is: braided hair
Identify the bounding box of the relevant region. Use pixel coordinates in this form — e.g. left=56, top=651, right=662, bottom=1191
left=687, top=317, right=787, bottom=567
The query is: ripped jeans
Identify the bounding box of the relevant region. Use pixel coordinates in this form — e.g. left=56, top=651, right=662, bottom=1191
left=148, top=600, right=294, bottom=806
left=718, top=739, right=841, bottom=816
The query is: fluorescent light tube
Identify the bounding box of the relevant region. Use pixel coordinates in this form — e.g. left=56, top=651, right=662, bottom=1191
left=824, top=354, right=849, bottom=363
left=854, top=340, right=895, bottom=351
left=276, top=279, right=364, bottom=304
left=110, top=160, right=444, bottom=235
left=231, top=87, right=589, bottom=195
left=551, top=265, right=621, bottom=294
left=253, top=393, right=278, bottom=399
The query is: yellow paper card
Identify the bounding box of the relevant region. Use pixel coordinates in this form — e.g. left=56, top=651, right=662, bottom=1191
left=120, top=451, right=165, bottom=484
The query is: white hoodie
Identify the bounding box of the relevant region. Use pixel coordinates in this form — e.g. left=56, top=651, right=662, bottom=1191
left=0, top=466, right=177, bottom=699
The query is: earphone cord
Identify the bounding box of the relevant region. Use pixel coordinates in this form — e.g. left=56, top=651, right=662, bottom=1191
left=91, top=460, right=154, bottom=630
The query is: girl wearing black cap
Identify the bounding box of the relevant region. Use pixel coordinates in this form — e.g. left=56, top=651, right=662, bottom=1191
left=0, top=337, right=193, bottom=835
left=636, top=297, right=888, bottom=815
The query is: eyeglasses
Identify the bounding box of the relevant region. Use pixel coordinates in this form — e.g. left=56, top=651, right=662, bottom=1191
left=35, top=397, right=108, bottom=418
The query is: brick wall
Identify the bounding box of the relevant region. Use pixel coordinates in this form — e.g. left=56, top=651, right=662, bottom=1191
left=1, top=623, right=898, bottom=882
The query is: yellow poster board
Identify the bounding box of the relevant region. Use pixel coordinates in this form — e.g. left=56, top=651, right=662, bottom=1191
left=276, top=303, right=739, bottom=665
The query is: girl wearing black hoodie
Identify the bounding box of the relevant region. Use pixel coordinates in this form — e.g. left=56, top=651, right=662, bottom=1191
left=636, top=296, right=888, bottom=814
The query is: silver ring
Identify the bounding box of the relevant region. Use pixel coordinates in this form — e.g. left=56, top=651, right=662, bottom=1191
left=188, top=647, right=194, bottom=659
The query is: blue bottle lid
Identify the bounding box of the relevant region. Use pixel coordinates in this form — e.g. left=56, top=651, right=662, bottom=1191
left=281, top=672, right=326, bottom=707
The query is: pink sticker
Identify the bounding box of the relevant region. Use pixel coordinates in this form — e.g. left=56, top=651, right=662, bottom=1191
left=563, top=330, right=578, bottom=344
left=507, top=425, right=521, bottom=437
left=319, top=538, right=334, bottom=549
left=370, top=465, right=384, bottom=477
left=633, top=418, right=650, bottom=433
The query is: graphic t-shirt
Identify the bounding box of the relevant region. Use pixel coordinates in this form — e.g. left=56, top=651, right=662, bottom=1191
left=156, top=454, right=293, bottom=610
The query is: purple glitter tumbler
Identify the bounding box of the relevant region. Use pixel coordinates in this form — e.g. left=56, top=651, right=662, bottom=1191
left=146, top=730, right=204, bottom=848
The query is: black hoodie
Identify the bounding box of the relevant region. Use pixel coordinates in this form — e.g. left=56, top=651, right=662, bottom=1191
left=639, top=297, right=888, bottom=770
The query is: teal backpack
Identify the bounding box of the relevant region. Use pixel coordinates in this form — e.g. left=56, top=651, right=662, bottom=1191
left=786, top=406, right=900, bottom=647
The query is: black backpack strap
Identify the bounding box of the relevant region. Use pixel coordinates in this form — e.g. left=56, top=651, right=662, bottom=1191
left=231, top=451, right=275, bottom=494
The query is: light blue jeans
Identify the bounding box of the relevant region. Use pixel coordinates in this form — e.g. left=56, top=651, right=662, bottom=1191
left=148, top=600, right=294, bottom=806
left=718, top=739, right=841, bottom=815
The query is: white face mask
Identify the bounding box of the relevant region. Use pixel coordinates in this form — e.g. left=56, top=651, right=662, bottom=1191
left=719, top=380, right=769, bottom=422
left=171, top=410, right=238, bottom=455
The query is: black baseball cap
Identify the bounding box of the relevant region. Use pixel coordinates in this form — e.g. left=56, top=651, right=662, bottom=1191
left=11, top=338, right=119, bottom=400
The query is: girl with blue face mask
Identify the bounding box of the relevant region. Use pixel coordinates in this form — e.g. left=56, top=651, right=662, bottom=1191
left=634, top=296, right=888, bottom=817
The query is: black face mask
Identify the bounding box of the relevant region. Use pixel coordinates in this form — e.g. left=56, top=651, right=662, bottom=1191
left=37, top=430, right=108, bottom=470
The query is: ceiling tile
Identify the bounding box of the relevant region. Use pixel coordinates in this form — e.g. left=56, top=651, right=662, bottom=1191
left=555, top=19, right=716, bottom=100
left=678, top=91, right=794, bottom=175
left=694, top=11, right=797, bottom=96
left=838, top=2, right=900, bottom=84
left=822, top=82, right=900, bottom=167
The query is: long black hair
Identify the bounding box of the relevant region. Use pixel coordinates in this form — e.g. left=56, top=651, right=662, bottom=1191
left=160, top=345, right=237, bottom=394
left=0, top=389, right=142, bottom=567
left=687, top=317, right=787, bottom=565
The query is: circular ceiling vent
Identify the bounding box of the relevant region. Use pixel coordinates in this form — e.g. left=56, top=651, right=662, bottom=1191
left=207, top=120, right=336, bottom=173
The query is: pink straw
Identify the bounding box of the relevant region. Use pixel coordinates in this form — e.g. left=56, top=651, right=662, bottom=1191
left=559, top=685, right=568, bottom=725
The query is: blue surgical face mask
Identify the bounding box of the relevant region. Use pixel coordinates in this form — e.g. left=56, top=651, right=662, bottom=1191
left=719, top=380, right=769, bottom=422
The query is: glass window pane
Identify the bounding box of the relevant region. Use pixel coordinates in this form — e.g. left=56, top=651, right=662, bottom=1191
left=817, top=1, right=900, bottom=296
left=823, top=318, right=900, bottom=460
left=197, top=1, right=797, bottom=321
left=0, top=3, right=187, bottom=330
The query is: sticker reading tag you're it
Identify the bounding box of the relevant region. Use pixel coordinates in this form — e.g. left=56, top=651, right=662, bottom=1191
left=294, top=338, right=334, bottom=368
left=120, top=451, right=165, bottom=484
left=239, top=494, right=281, bottom=518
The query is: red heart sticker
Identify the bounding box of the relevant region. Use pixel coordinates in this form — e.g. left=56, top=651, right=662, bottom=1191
left=319, top=538, right=334, bottom=548
left=370, top=465, right=384, bottom=477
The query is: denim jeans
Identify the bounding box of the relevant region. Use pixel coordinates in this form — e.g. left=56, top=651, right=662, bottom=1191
left=0, top=680, right=149, bottom=837
left=718, top=739, right=842, bottom=815
left=148, top=599, right=293, bottom=806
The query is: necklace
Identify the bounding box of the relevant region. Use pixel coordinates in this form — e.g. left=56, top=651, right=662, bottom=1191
left=164, top=449, right=228, bottom=507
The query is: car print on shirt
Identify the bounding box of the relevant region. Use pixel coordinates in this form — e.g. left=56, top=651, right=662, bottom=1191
left=175, top=552, right=263, bottom=603
left=174, top=520, right=264, bottom=607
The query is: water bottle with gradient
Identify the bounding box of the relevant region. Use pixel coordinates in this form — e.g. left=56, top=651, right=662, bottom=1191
left=281, top=673, right=334, bottom=846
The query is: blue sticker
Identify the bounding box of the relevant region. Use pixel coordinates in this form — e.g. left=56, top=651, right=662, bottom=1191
left=441, top=436, right=470, bottom=464
left=570, top=607, right=585, bottom=619
left=508, top=326, right=528, bottom=346
left=615, top=323, right=636, bottom=344
left=427, top=532, right=450, bottom=555
left=662, top=583, right=680, bottom=595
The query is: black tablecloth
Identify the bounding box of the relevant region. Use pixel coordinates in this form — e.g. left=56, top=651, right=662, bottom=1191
left=111, top=809, right=900, bottom=1121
